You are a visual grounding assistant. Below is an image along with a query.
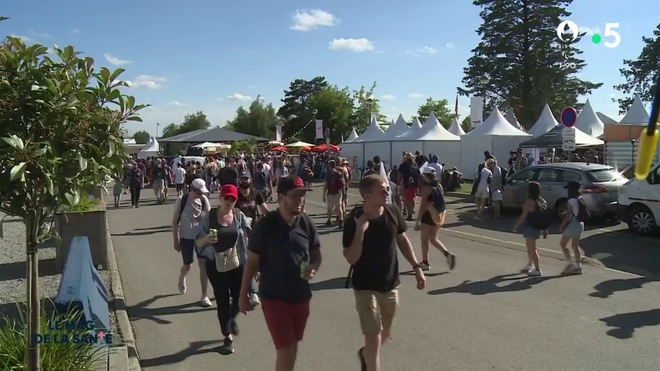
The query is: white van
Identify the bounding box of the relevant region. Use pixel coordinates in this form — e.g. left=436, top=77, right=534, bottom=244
left=617, top=163, right=660, bottom=236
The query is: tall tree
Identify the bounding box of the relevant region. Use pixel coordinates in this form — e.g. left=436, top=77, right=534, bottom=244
left=613, top=24, right=660, bottom=114
left=307, top=85, right=355, bottom=143
left=160, top=111, right=210, bottom=138
left=459, top=0, right=601, bottom=128
left=132, top=130, right=150, bottom=144
left=277, top=77, right=329, bottom=141
left=348, top=82, right=387, bottom=132
left=415, top=97, right=454, bottom=128
left=224, top=95, right=278, bottom=138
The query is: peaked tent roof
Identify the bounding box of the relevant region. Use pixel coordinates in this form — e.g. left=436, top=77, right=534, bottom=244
left=158, top=128, right=269, bottom=143
left=596, top=112, right=619, bottom=125
left=383, top=114, right=411, bottom=140
left=141, top=137, right=159, bottom=152
left=414, top=112, right=459, bottom=141
left=394, top=117, right=423, bottom=141
left=448, top=117, right=465, bottom=136
left=519, top=125, right=603, bottom=148
left=353, top=115, right=385, bottom=142
left=465, top=108, right=530, bottom=137
left=574, top=99, right=604, bottom=137
left=343, top=127, right=359, bottom=143
left=528, top=104, right=559, bottom=137
left=619, top=95, right=649, bottom=125
left=504, top=109, right=523, bottom=130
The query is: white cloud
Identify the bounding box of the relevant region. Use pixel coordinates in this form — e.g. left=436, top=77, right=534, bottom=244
left=104, top=53, right=132, bottom=66
left=167, top=101, right=188, bottom=106
left=28, top=29, right=52, bottom=38
left=409, top=93, right=425, bottom=98
left=579, top=26, right=600, bottom=35
left=446, top=43, right=454, bottom=49
left=381, top=94, right=397, bottom=100
left=416, top=46, right=437, bottom=54
left=226, top=93, right=252, bottom=101
left=71, top=29, right=81, bottom=34
left=125, top=75, right=166, bottom=90
left=329, top=38, right=375, bottom=52
left=291, top=9, right=339, bottom=31
left=10, top=34, right=31, bottom=42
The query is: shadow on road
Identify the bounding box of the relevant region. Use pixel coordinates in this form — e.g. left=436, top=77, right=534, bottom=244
left=580, top=232, right=660, bottom=276
left=599, top=308, right=660, bottom=339
left=138, top=340, right=223, bottom=368
left=427, top=273, right=562, bottom=296
left=311, top=277, right=348, bottom=291
left=589, top=276, right=659, bottom=298
left=133, top=225, right=172, bottom=231
left=112, top=227, right=172, bottom=237
left=0, top=258, right=58, bottom=282
left=127, top=294, right=215, bottom=325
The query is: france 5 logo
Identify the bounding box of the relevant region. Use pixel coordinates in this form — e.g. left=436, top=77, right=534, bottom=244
left=556, top=20, right=621, bottom=48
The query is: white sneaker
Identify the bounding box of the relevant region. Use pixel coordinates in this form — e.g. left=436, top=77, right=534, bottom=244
left=249, top=293, right=261, bottom=307
left=520, top=264, right=533, bottom=273
left=178, top=276, right=187, bottom=294
left=200, top=296, right=212, bottom=307
left=527, top=268, right=542, bottom=277
left=562, top=264, right=583, bottom=275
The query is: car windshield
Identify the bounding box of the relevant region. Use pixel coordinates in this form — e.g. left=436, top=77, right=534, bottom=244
left=586, top=168, right=622, bottom=182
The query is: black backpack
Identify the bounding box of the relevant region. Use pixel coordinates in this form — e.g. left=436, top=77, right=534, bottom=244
left=575, top=197, right=590, bottom=222
left=528, top=198, right=551, bottom=230
left=177, top=193, right=209, bottom=224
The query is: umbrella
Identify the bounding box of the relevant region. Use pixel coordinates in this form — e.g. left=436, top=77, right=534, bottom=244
left=271, top=146, right=288, bottom=152
left=192, top=142, right=231, bottom=150
left=286, top=141, right=315, bottom=147
left=310, top=143, right=340, bottom=152
left=300, top=146, right=312, bottom=151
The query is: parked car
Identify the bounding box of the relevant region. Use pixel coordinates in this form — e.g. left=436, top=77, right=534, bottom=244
left=501, top=163, right=627, bottom=219
left=617, top=163, right=660, bottom=236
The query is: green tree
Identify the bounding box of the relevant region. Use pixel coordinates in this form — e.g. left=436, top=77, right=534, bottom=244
left=348, top=82, right=387, bottom=131
left=307, top=85, right=355, bottom=143
left=132, top=130, right=151, bottom=144
left=224, top=95, right=278, bottom=138
left=613, top=24, right=660, bottom=114
left=0, top=37, right=148, bottom=370
left=416, top=97, right=454, bottom=128
left=461, top=115, right=474, bottom=132
left=459, top=0, right=601, bottom=128
left=277, top=77, right=329, bottom=141
left=228, top=138, right=257, bottom=156
left=161, top=111, right=210, bottom=138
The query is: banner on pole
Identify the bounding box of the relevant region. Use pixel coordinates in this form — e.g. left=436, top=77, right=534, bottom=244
left=315, top=120, right=324, bottom=139
left=470, top=97, right=484, bottom=127
left=275, top=125, right=282, bottom=142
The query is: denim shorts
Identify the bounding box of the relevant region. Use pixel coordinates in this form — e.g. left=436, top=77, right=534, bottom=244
left=180, top=238, right=204, bottom=265
left=522, top=223, right=541, bottom=239
left=563, top=218, right=584, bottom=239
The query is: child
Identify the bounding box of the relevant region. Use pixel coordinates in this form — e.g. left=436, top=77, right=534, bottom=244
left=113, top=176, right=123, bottom=208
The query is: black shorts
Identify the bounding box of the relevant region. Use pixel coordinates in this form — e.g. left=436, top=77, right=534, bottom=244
left=421, top=211, right=436, bottom=226
left=176, top=183, right=184, bottom=191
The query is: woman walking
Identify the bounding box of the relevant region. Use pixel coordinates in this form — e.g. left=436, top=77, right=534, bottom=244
left=558, top=181, right=585, bottom=275
left=415, top=167, right=456, bottom=271
left=512, top=182, right=548, bottom=276
left=196, top=184, right=252, bottom=354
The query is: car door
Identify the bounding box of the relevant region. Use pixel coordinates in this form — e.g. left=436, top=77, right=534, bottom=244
left=534, top=168, right=563, bottom=208
left=503, top=168, right=536, bottom=208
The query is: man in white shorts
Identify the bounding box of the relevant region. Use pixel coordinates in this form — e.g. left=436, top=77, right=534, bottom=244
left=474, top=159, right=493, bottom=220
left=487, top=158, right=503, bottom=218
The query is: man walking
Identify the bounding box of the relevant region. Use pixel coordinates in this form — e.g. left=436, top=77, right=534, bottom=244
left=239, top=176, right=321, bottom=371
left=343, top=174, right=426, bottom=371
left=322, top=159, right=345, bottom=228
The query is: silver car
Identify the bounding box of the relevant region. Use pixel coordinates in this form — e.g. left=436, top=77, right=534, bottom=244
left=502, top=163, right=627, bottom=218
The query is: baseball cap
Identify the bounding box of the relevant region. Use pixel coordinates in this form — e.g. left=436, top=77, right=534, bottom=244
left=277, top=176, right=313, bottom=194
left=220, top=184, right=239, bottom=199
left=422, top=167, right=436, bottom=174
left=564, top=180, right=581, bottom=190
left=239, top=170, right=250, bottom=179
left=190, top=178, right=209, bottom=194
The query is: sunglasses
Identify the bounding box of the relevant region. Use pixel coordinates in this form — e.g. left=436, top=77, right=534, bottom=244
left=222, top=196, right=237, bottom=202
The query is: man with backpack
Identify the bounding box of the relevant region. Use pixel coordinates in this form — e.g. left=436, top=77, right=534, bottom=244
left=342, top=174, right=426, bottom=371
left=323, top=159, right=346, bottom=228
left=152, top=158, right=167, bottom=203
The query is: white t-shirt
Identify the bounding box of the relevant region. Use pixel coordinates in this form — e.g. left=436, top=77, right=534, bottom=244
left=428, top=162, right=443, bottom=175
left=175, top=167, right=186, bottom=184
left=568, top=198, right=580, bottom=216
left=478, top=168, right=492, bottom=188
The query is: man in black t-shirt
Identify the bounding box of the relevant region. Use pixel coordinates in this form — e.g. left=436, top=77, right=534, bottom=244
left=342, top=174, right=426, bottom=371
left=236, top=170, right=269, bottom=224
left=218, top=164, right=239, bottom=187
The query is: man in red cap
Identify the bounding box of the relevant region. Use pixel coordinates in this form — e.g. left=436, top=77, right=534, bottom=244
left=239, top=176, right=321, bottom=371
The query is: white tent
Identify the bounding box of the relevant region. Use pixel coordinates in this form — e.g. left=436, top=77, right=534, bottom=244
left=286, top=141, right=314, bottom=147
left=388, top=117, right=423, bottom=165
left=505, top=108, right=524, bottom=130
left=619, top=95, right=649, bottom=125
left=519, top=124, right=604, bottom=148
left=460, top=108, right=531, bottom=179
left=383, top=114, right=410, bottom=140
left=344, top=115, right=386, bottom=169
left=448, top=117, right=465, bottom=136
left=574, top=99, right=604, bottom=137
left=343, top=128, right=359, bottom=143
left=138, top=137, right=159, bottom=158
left=414, top=112, right=461, bottom=169
left=528, top=104, right=560, bottom=137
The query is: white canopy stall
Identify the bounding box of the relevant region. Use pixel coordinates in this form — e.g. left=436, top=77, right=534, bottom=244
left=574, top=99, right=605, bottom=137
left=344, top=128, right=359, bottom=143
left=619, top=95, right=650, bottom=125
left=460, top=109, right=530, bottom=179
left=505, top=109, right=524, bottom=130
left=528, top=104, right=560, bottom=138
left=389, top=117, right=424, bottom=163
left=383, top=114, right=414, bottom=165
left=348, top=115, right=386, bottom=169
left=448, top=117, right=465, bottom=136
left=415, top=112, right=461, bottom=169
left=137, top=137, right=160, bottom=158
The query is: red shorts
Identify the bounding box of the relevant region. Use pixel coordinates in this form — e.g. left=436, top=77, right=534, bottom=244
left=262, top=299, right=310, bottom=350
left=403, top=187, right=418, bottom=201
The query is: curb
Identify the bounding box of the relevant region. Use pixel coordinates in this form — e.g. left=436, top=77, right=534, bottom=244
left=106, top=218, right=142, bottom=371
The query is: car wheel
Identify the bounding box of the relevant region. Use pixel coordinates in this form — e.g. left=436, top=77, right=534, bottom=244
left=627, top=205, right=657, bottom=236
left=554, top=198, right=567, bottom=220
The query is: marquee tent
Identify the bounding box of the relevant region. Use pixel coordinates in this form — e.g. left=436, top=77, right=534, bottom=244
left=528, top=104, right=560, bottom=137
left=596, top=112, right=619, bottom=125
left=286, top=141, right=315, bottom=147
left=519, top=125, right=603, bottom=149
left=138, top=137, right=160, bottom=158
left=448, top=117, right=465, bottom=136
left=342, top=115, right=386, bottom=168
left=383, top=114, right=410, bottom=140
left=574, top=100, right=605, bottom=137
left=460, top=108, right=530, bottom=179
left=344, top=128, right=359, bottom=143
left=413, top=112, right=461, bottom=169
left=388, top=116, right=424, bottom=165
left=505, top=109, right=524, bottom=130
left=619, top=95, right=649, bottom=125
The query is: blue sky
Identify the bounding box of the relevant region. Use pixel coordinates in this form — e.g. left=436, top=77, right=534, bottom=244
left=2, top=0, right=658, bottom=135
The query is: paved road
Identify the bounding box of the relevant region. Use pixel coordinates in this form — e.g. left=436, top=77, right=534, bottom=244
left=109, top=189, right=660, bottom=371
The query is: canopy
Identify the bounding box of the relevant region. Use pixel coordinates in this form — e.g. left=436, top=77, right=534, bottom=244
left=466, top=108, right=530, bottom=136
left=352, top=115, right=385, bottom=142
left=574, top=99, right=604, bottom=137
left=192, top=142, right=231, bottom=150
left=528, top=104, right=559, bottom=137
left=382, top=114, right=410, bottom=140
left=597, top=112, right=619, bottom=125
left=414, top=111, right=459, bottom=141
left=158, top=127, right=269, bottom=143
left=269, top=141, right=283, bottom=146
left=504, top=108, right=523, bottom=130
left=286, top=141, right=314, bottom=147
left=343, top=128, right=359, bottom=143
left=448, top=117, right=465, bottom=136
left=271, top=146, right=288, bottom=152
left=311, top=143, right=340, bottom=152
left=519, top=125, right=604, bottom=148
left=137, top=137, right=159, bottom=158
left=619, top=95, right=649, bottom=125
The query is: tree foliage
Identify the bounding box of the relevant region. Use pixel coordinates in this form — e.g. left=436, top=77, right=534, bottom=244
left=307, top=85, right=355, bottom=144
left=132, top=130, right=150, bottom=144
left=459, top=0, right=601, bottom=128
left=415, top=97, right=454, bottom=128
left=461, top=116, right=474, bottom=133
left=613, top=23, right=660, bottom=114
left=224, top=95, right=278, bottom=138
left=161, top=111, right=210, bottom=138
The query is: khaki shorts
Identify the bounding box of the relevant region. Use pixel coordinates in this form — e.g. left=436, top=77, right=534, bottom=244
left=354, top=289, right=399, bottom=335
left=153, top=179, right=165, bottom=194
left=327, top=193, right=342, bottom=209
